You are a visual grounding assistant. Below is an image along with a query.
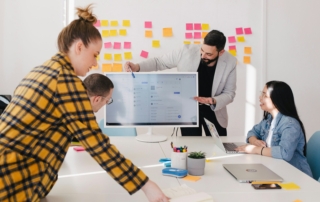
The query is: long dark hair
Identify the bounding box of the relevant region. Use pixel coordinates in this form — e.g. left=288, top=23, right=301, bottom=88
left=263, top=81, right=307, bottom=155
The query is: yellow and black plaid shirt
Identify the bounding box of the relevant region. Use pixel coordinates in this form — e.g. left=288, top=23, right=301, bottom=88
left=0, top=53, right=148, bottom=202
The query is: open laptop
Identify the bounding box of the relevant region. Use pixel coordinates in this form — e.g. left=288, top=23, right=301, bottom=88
left=223, top=164, right=283, bottom=183
left=204, top=118, right=245, bottom=154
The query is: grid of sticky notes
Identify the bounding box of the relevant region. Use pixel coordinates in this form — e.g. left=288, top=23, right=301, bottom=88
left=227, top=27, right=253, bottom=64
left=184, top=23, right=209, bottom=45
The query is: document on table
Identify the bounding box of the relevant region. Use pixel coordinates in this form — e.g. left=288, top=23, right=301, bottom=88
left=162, top=184, right=213, bottom=202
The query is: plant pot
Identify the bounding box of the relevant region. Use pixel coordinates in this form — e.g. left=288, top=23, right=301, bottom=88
left=187, top=157, right=205, bottom=176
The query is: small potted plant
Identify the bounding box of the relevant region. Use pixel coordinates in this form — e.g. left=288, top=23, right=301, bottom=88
left=187, top=151, right=206, bottom=176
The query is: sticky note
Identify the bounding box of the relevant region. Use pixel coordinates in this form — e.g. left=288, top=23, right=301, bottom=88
left=194, top=23, right=202, bottom=30
left=119, top=29, right=127, bottom=36
left=186, top=23, right=193, bottom=30
left=194, top=41, right=201, bottom=44
left=114, top=54, right=122, bottom=61
left=229, top=50, right=237, bottom=57
left=244, top=47, right=252, bottom=54
left=110, top=30, right=118, bottom=36
left=122, top=20, right=130, bottom=27
left=185, top=33, right=193, bottom=39
left=94, top=20, right=100, bottom=27
left=104, top=53, right=112, bottom=60
left=278, top=182, right=300, bottom=190
left=202, top=24, right=209, bottom=30
left=102, top=63, right=112, bottom=72
left=73, top=146, right=85, bottom=152
left=293, top=200, right=302, bottom=202
left=152, top=40, right=160, bottom=48
left=102, top=30, right=109, bottom=37
left=236, top=27, right=243, bottom=35
left=124, top=52, right=132, bottom=60
left=163, top=28, right=173, bottom=37
left=145, top=21, right=152, bottom=28
left=101, top=20, right=108, bottom=27
left=124, top=42, right=131, bottom=49
left=243, top=56, right=251, bottom=64
left=110, top=20, right=118, bottom=26
left=113, top=63, right=122, bottom=72
left=202, top=32, right=208, bottom=38
left=184, top=41, right=191, bottom=44
left=104, top=42, right=112, bottom=49
left=244, top=27, right=252, bottom=35
left=96, top=55, right=100, bottom=61
left=228, top=36, right=236, bottom=43
left=182, top=175, right=201, bottom=182
left=113, top=42, right=121, bottom=49
left=145, top=30, right=153, bottom=38
left=194, top=32, right=201, bottom=39
left=140, top=50, right=148, bottom=58
left=91, top=65, right=98, bottom=70
left=229, top=45, right=236, bottom=51
left=237, top=36, right=245, bottom=42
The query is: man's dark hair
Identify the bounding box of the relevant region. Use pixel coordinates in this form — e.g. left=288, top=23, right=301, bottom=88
left=83, top=73, right=114, bottom=97
left=203, top=30, right=226, bottom=52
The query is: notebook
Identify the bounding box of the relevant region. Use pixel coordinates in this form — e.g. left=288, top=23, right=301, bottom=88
left=203, top=118, right=245, bottom=153
left=223, top=164, right=283, bottom=183
left=162, top=184, right=214, bottom=202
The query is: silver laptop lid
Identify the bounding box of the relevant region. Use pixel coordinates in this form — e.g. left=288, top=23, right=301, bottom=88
left=203, top=118, right=228, bottom=152
left=223, top=164, right=283, bottom=183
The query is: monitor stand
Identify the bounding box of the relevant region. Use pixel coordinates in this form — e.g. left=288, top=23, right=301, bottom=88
left=136, top=127, right=167, bottom=143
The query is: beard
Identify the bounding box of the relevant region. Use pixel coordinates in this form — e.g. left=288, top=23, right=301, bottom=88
left=201, top=55, right=219, bottom=66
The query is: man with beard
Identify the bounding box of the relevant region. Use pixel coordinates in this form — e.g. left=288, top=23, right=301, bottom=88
left=124, top=30, right=236, bottom=136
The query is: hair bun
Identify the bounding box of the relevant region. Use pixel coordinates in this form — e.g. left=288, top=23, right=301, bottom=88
left=76, top=4, right=97, bottom=24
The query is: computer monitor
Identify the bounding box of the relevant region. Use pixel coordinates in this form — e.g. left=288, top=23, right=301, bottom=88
left=103, top=72, right=198, bottom=142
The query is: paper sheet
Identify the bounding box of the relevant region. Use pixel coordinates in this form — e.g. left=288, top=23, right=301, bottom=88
left=162, top=184, right=213, bottom=202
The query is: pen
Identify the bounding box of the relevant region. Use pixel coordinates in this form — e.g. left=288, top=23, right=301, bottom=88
left=129, top=67, right=135, bottom=78
left=171, top=141, right=173, bottom=148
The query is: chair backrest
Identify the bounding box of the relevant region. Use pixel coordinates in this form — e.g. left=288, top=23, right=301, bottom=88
left=307, top=131, right=320, bottom=181
left=98, top=119, right=137, bottom=136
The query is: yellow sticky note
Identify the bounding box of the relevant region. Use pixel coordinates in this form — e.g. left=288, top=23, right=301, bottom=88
left=194, top=41, right=201, bottom=44
left=243, top=56, right=251, bottom=64
left=124, top=52, right=132, bottom=60
left=182, top=175, right=201, bottom=182
left=101, top=20, right=108, bottom=27
left=202, top=32, right=208, bottom=38
left=122, top=20, right=130, bottom=27
left=104, top=53, right=112, bottom=60
left=202, top=23, right=209, bottom=30
left=110, top=30, right=118, bottom=36
left=114, top=54, right=122, bottom=61
left=96, top=55, right=100, bottom=61
left=237, top=36, right=245, bottom=42
left=110, top=20, right=118, bottom=26
left=229, top=50, right=237, bottom=57
left=152, top=40, right=160, bottom=48
left=145, top=30, right=153, bottom=38
left=244, top=47, right=252, bottom=54
left=163, top=28, right=173, bottom=37
left=278, top=182, right=300, bottom=190
left=102, top=30, right=109, bottom=37
left=119, top=29, right=127, bottom=36
left=113, top=63, right=123, bottom=72
left=102, top=64, right=112, bottom=72
left=184, top=41, right=191, bottom=44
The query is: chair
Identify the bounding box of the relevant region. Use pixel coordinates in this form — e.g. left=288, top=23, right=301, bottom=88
left=98, top=119, right=137, bottom=136
left=307, top=131, right=320, bottom=181
left=0, top=95, right=11, bottom=115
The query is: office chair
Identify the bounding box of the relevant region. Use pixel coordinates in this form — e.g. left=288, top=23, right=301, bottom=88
left=98, top=119, right=137, bottom=136
left=307, top=131, right=320, bottom=181
left=0, top=95, right=11, bottom=115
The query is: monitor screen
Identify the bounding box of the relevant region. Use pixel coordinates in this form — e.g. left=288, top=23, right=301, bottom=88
left=104, top=72, right=198, bottom=127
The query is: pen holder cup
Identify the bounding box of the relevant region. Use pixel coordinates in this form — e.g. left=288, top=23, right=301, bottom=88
left=171, top=152, right=187, bottom=170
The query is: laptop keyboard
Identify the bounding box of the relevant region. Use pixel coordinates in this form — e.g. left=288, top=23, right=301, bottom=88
left=223, top=143, right=238, bottom=151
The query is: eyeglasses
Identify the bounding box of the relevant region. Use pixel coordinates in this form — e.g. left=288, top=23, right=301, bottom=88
left=107, top=97, right=113, bottom=105
left=259, top=91, right=269, bottom=99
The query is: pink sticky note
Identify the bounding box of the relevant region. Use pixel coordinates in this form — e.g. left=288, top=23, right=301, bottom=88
left=194, top=23, right=202, bottom=30
left=73, top=146, right=85, bottom=152
left=229, top=45, right=236, bottom=51
left=194, top=32, right=201, bottom=39
left=145, top=21, right=152, bottom=28
left=140, top=50, right=149, bottom=58
left=236, top=27, right=243, bottom=35
left=124, top=42, right=131, bottom=49
left=244, top=27, right=252, bottom=35
left=104, top=42, right=112, bottom=49
left=186, top=23, right=193, bottom=30
left=113, top=42, right=121, bottom=49
left=94, top=20, right=100, bottom=27
left=228, top=36, right=236, bottom=43
left=185, top=33, right=193, bottom=39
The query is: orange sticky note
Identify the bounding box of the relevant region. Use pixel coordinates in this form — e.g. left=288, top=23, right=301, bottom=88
left=124, top=52, right=132, bottom=60
left=152, top=40, right=160, bottom=48
left=163, top=28, right=173, bottom=37
left=119, top=29, right=127, bottom=36
left=237, top=36, right=245, bottom=42
left=194, top=41, right=201, bottom=44
left=104, top=53, right=112, bottom=60
left=243, top=56, right=251, bottom=64
left=101, top=20, right=108, bottom=27
left=114, top=54, right=122, bottom=61
left=202, top=23, right=209, bottom=30
left=102, top=64, right=112, bottom=72
left=145, top=30, right=153, bottom=38
left=110, top=20, right=118, bottom=26
left=202, top=32, right=208, bottom=38
left=182, top=175, right=201, bottom=182
left=229, top=50, right=237, bottom=57
left=244, top=47, right=252, bottom=54
left=110, top=30, right=118, bottom=36
left=91, top=65, right=98, bottom=70
left=122, top=20, right=130, bottom=27
left=184, top=41, right=191, bottom=44
left=102, top=30, right=109, bottom=37
left=113, top=63, right=122, bottom=72
left=293, top=200, right=302, bottom=202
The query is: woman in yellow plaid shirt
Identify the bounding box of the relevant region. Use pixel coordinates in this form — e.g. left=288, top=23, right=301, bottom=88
left=0, top=4, right=169, bottom=202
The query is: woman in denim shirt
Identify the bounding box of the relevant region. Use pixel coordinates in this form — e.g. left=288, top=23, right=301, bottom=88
left=235, top=81, right=313, bottom=177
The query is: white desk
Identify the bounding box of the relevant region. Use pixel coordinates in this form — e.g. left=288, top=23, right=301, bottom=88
left=42, top=136, right=320, bottom=202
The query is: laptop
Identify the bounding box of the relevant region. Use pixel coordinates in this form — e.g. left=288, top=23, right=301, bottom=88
left=223, top=164, right=283, bottom=183
left=204, top=118, right=245, bottom=154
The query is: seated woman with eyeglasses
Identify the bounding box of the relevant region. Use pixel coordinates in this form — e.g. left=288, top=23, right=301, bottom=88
left=235, top=81, right=313, bottom=177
